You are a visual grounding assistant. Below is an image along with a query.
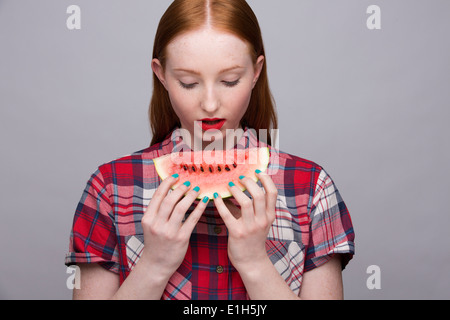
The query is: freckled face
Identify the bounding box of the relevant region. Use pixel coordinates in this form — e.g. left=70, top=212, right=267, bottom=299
left=152, top=27, right=264, bottom=149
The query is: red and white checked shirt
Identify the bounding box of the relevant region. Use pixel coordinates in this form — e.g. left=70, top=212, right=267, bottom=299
left=65, top=127, right=355, bottom=299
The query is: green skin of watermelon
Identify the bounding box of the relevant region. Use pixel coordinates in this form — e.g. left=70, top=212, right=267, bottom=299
left=154, top=147, right=270, bottom=200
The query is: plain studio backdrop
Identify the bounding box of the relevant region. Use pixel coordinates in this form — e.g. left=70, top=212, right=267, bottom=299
left=1, top=0, right=449, bottom=299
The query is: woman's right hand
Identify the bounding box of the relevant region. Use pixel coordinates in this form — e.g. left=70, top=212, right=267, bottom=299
left=140, top=174, right=208, bottom=280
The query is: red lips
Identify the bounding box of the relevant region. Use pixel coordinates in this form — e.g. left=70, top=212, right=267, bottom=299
left=199, top=118, right=226, bottom=131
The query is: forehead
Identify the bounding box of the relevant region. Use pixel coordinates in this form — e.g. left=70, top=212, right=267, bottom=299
left=165, top=27, right=253, bottom=72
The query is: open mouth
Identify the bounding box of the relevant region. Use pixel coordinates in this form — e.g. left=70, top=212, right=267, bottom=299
left=200, top=118, right=226, bottom=130
left=203, top=119, right=222, bottom=125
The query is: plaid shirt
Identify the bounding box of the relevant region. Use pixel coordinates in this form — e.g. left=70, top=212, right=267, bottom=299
left=65, top=127, right=355, bottom=299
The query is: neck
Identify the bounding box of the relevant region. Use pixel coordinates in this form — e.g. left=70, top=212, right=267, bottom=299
left=179, top=126, right=246, bottom=151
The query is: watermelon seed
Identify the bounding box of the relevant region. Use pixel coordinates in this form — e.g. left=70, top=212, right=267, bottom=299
left=179, top=163, right=238, bottom=174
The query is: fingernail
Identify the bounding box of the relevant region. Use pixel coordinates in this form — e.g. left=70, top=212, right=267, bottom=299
left=202, top=196, right=209, bottom=203
left=193, top=186, right=200, bottom=192
left=172, top=173, right=179, bottom=178
left=183, top=181, right=191, bottom=187
left=239, top=175, right=245, bottom=180
left=228, top=181, right=235, bottom=187
left=255, top=169, right=261, bottom=174
left=213, top=192, right=219, bottom=199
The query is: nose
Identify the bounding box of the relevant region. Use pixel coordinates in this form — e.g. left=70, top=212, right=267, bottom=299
left=200, top=85, right=220, bottom=113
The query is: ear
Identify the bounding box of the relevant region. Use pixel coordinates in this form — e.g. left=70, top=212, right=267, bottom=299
left=252, top=55, right=265, bottom=89
left=151, top=58, right=168, bottom=90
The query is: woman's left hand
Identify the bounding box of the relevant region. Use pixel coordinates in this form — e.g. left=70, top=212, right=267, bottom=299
left=213, top=171, right=278, bottom=271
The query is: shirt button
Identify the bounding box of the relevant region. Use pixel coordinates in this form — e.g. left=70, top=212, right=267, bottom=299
left=216, top=265, right=224, bottom=274
left=214, top=226, right=222, bottom=234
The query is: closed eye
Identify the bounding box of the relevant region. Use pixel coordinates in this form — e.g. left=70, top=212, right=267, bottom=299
left=223, top=79, right=240, bottom=88
left=178, top=79, right=241, bottom=90
left=178, top=81, right=197, bottom=90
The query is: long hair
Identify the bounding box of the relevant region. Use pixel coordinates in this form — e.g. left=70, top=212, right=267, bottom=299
left=149, top=0, right=278, bottom=146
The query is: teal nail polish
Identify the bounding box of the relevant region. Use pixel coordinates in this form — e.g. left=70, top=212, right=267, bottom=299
left=213, top=192, right=219, bottom=199
left=228, top=181, right=235, bottom=187
left=255, top=169, right=262, bottom=174
left=172, top=173, right=179, bottom=178
left=193, top=186, right=200, bottom=192
left=202, top=196, right=209, bottom=203
left=239, top=175, right=245, bottom=180
left=183, top=181, right=191, bottom=187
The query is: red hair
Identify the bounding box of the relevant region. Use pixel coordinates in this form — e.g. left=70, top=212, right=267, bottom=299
left=149, top=0, right=278, bottom=146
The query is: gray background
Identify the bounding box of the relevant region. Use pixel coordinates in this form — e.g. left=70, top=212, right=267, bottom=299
left=1, top=0, right=449, bottom=299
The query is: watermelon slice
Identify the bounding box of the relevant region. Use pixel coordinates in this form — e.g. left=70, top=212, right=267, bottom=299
left=153, top=147, right=270, bottom=199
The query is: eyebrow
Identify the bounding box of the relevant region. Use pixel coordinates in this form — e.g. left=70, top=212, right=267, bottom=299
left=173, top=65, right=244, bottom=75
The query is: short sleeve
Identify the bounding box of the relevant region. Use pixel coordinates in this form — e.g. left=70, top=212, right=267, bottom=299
left=304, top=169, right=355, bottom=272
left=65, top=168, right=120, bottom=273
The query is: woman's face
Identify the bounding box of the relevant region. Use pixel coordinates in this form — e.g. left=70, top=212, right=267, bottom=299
left=152, top=27, right=264, bottom=150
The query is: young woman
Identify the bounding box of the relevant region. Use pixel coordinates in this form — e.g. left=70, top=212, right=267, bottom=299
left=65, top=0, right=355, bottom=300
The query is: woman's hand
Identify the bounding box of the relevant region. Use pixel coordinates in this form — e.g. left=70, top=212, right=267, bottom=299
left=213, top=171, right=302, bottom=300
left=140, top=174, right=208, bottom=280
left=213, top=170, right=277, bottom=272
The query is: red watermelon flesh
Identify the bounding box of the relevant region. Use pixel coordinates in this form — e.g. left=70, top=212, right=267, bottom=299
left=153, top=147, right=270, bottom=199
